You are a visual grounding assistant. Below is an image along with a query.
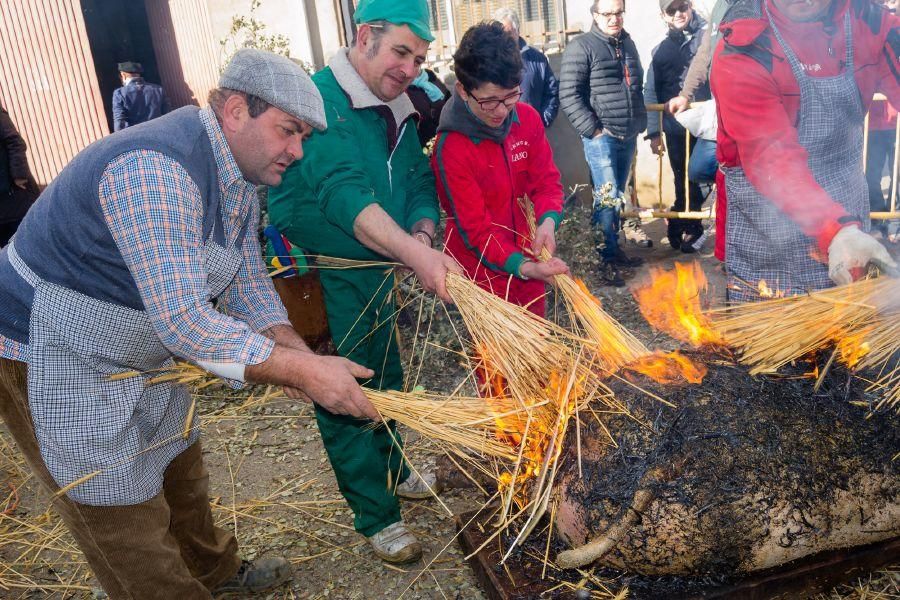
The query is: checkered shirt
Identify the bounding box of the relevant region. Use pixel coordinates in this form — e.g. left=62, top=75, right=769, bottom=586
left=0, top=107, right=289, bottom=364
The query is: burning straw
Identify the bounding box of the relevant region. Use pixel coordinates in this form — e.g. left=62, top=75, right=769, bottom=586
left=520, top=199, right=650, bottom=372
left=709, top=276, right=900, bottom=409
left=445, top=270, right=625, bottom=557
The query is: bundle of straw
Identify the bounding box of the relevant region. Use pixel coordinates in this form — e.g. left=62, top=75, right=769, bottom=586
left=116, top=362, right=524, bottom=462
left=445, top=270, right=626, bottom=557
left=520, top=199, right=650, bottom=372
left=709, top=277, right=900, bottom=408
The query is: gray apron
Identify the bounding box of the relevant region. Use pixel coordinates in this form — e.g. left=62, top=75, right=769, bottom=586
left=8, top=206, right=245, bottom=506
left=724, top=7, right=868, bottom=302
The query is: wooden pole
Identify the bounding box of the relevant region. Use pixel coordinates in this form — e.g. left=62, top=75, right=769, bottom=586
left=658, top=112, right=664, bottom=210
left=863, top=111, right=870, bottom=170
left=892, top=110, right=899, bottom=214
left=685, top=129, right=691, bottom=206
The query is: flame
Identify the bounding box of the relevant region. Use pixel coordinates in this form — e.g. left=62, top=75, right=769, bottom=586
left=835, top=329, right=871, bottom=369
left=624, top=350, right=707, bottom=384
left=477, top=347, right=580, bottom=505
left=756, top=279, right=785, bottom=299
left=633, top=262, right=726, bottom=347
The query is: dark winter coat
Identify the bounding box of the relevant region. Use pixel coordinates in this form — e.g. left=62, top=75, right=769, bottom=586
left=559, top=24, right=647, bottom=139
left=406, top=69, right=450, bottom=146
left=645, top=12, right=710, bottom=138
left=518, top=38, right=560, bottom=127
left=112, top=77, right=169, bottom=132
left=0, top=106, right=38, bottom=224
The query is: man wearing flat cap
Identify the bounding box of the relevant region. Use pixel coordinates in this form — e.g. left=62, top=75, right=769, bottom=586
left=0, top=49, right=379, bottom=597
left=112, top=61, right=170, bottom=131
left=268, top=0, right=460, bottom=565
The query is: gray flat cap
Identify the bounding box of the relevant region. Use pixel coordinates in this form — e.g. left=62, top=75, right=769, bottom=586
left=219, top=49, right=327, bottom=131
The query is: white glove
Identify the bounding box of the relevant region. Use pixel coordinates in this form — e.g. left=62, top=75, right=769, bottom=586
left=827, top=225, right=896, bottom=286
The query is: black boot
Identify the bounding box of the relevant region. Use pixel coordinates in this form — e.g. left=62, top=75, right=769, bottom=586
left=680, top=229, right=708, bottom=254
left=667, top=219, right=684, bottom=250
left=598, top=261, right=626, bottom=287
left=608, top=249, right=645, bottom=268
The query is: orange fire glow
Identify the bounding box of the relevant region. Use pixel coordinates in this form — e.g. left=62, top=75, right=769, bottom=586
left=835, top=330, right=871, bottom=369
left=477, top=348, right=579, bottom=503
left=756, top=279, right=786, bottom=299
left=624, top=350, right=707, bottom=384
left=633, top=262, right=726, bottom=347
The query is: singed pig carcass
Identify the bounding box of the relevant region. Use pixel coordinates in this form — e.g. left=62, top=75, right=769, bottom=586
left=554, top=356, right=900, bottom=575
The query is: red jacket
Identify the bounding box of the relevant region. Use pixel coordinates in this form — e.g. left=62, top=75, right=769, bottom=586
left=711, top=0, right=900, bottom=253
left=431, top=103, right=563, bottom=314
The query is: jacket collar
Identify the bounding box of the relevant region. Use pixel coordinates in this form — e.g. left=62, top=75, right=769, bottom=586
left=329, top=48, right=416, bottom=127
left=590, top=23, right=631, bottom=45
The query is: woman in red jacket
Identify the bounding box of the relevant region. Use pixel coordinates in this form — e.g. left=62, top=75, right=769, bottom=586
left=431, top=22, right=568, bottom=317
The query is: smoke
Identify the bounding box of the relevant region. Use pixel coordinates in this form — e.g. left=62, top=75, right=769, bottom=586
left=874, top=276, right=900, bottom=315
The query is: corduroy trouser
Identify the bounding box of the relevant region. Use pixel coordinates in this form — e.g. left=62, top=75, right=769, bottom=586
left=0, top=357, right=240, bottom=599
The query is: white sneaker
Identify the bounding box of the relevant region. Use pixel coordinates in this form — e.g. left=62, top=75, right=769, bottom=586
left=367, top=521, right=422, bottom=564
left=397, top=470, right=441, bottom=499
left=623, top=219, right=653, bottom=248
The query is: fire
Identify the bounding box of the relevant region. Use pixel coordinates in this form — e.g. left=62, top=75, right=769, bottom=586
left=624, top=350, right=707, bottom=384
left=756, top=279, right=785, bottom=299
left=575, top=278, right=602, bottom=307
left=633, top=262, right=726, bottom=347
left=835, top=329, right=871, bottom=369
left=477, top=347, right=524, bottom=447
left=477, top=347, right=580, bottom=505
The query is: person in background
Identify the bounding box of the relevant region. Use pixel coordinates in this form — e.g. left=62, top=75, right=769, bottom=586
left=560, top=0, right=649, bottom=287
left=406, top=67, right=451, bottom=146
left=432, top=22, right=569, bottom=319
left=112, top=61, right=169, bottom=131
left=867, top=0, right=898, bottom=241
left=0, top=49, right=375, bottom=598
left=493, top=7, right=560, bottom=128
left=0, top=104, right=38, bottom=246
left=267, top=0, right=460, bottom=566
left=711, top=0, right=899, bottom=302
left=646, top=0, right=710, bottom=253
left=866, top=96, right=897, bottom=239
left=668, top=0, right=736, bottom=261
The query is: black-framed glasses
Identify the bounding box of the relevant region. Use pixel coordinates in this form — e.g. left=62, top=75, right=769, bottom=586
left=597, top=9, right=625, bottom=19
left=665, top=2, right=690, bottom=16
left=467, top=89, right=522, bottom=111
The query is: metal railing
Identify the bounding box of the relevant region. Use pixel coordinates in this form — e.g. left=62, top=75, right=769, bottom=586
left=623, top=95, right=899, bottom=220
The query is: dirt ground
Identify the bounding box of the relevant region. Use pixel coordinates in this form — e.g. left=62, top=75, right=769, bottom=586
left=0, top=200, right=897, bottom=599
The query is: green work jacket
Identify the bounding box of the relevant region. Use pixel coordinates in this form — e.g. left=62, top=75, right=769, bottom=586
left=268, top=49, right=439, bottom=261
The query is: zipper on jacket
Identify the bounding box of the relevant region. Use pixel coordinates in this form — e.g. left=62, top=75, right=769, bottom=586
left=387, top=121, right=408, bottom=193
left=501, top=141, right=522, bottom=251
left=616, top=45, right=634, bottom=135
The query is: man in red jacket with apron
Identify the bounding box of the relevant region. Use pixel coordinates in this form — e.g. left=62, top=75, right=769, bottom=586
left=711, top=0, right=899, bottom=302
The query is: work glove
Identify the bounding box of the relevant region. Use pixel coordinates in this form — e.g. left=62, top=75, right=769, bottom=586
left=827, top=225, right=896, bottom=286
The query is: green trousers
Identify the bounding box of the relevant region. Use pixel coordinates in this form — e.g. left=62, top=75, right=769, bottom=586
left=317, top=268, right=409, bottom=537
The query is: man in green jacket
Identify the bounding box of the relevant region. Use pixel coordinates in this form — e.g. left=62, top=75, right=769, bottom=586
left=268, top=0, right=459, bottom=565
